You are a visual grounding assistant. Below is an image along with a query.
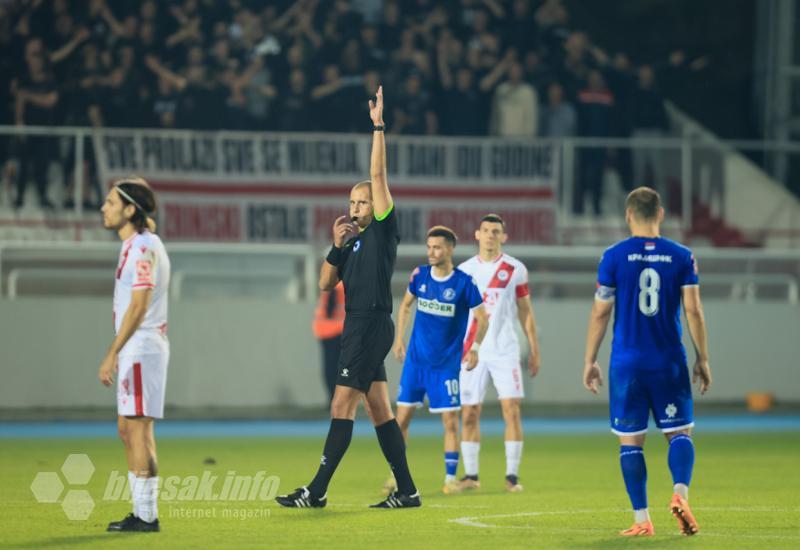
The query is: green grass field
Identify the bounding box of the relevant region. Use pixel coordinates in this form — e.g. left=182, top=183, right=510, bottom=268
left=2, top=433, right=799, bottom=549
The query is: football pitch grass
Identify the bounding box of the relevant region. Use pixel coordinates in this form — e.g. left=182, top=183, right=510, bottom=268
left=2, top=431, right=798, bottom=549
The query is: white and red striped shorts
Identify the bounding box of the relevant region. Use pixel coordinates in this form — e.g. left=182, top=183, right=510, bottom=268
left=117, top=351, right=169, bottom=419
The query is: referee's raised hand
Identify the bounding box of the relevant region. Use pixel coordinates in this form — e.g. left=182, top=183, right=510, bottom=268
left=368, top=85, right=384, bottom=125
left=333, top=215, right=358, bottom=248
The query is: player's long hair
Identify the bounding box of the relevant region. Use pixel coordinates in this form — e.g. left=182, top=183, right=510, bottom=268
left=115, top=177, right=157, bottom=234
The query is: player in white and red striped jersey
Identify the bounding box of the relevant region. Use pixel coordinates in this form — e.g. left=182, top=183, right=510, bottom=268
left=457, top=214, right=541, bottom=493
left=99, top=177, right=170, bottom=533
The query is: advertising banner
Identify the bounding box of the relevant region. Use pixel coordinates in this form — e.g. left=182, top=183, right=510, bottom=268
left=95, top=130, right=558, bottom=243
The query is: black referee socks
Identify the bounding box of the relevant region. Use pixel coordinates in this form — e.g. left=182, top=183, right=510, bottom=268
left=375, top=419, right=418, bottom=496
left=308, top=418, right=354, bottom=497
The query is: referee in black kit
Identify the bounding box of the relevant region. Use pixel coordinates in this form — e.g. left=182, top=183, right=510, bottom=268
left=276, top=86, right=420, bottom=509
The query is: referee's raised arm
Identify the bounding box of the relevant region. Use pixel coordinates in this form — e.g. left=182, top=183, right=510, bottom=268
left=368, top=85, right=392, bottom=217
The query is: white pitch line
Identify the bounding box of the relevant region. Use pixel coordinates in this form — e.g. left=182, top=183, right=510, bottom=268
left=449, top=509, right=616, bottom=529
left=448, top=507, right=800, bottom=540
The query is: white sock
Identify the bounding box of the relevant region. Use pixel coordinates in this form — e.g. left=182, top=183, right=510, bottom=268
left=674, top=483, right=689, bottom=500
left=128, top=471, right=138, bottom=516
left=634, top=508, right=651, bottom=524
left=505, top=440, right=523, bottom=476
left=137, top=476, right=159, bottom=523
left=461, top=441, right=480, bottom=476
left=445, top=474, right=456, bottom=484
left=131, top=475, right=145, bottom=519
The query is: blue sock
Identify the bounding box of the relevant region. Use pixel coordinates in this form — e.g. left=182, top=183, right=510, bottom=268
left=668, top=434, right=695, bottom=486
left=620, top=446, right=648, bottom=510
left=444, top=451, right=459, bottom=477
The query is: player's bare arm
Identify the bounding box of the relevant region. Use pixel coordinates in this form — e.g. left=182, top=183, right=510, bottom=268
left=320, top=215, right=358, bottom=290
left=682, top=285, right=712, bottom=394
left=583, top=298, right=614, bottom=394
left=393, top=290, right=416, bottom=361
left=517, top=297, right=541, bottom=377
left=98, top=288, right=153, bottom=386
left=368, top=86, right=393, bottom=216
left=466, top=304, right=489, bottom=371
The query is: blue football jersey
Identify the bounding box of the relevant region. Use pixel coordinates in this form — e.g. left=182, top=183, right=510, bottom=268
left=596, top=237, right=699, bottom=369
left=407, top=265, right=483, bottom=371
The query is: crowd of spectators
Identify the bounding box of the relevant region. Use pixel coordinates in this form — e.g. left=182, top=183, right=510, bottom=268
left=0, top=0, right=706, bottom=212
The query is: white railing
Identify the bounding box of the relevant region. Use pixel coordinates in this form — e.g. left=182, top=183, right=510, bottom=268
left=1, top=241, right=798, bottom=304
left=393, top=244, right=800, bottom=304
left=0, top=241, right=320, bottom=301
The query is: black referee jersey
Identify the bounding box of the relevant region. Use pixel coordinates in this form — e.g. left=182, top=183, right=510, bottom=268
left=337, top=206, right=399, bottom=315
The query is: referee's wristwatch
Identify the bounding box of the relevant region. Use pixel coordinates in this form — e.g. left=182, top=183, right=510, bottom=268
left=373, top=124, right=385, bottom=132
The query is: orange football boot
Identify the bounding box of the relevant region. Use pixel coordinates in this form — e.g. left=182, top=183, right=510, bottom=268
left=670, top=493, right=699, bottom=536
left=619, top=520, right=655, bottom=536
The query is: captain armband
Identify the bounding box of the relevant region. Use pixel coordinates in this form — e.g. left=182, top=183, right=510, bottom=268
left=595, top=284, right=616, bottom=302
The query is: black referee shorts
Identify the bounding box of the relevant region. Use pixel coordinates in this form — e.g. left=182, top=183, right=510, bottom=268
left=336, top=313, right=394, bottom=393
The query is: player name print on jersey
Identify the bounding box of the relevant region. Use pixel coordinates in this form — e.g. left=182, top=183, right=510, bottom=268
left=417, top=297, right=455, bottom=317
left=627, top=253, right=672, bottom=263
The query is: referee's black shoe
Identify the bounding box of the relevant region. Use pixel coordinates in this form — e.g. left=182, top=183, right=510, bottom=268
left=106, top=513, right=160, bottom=532
left=275, top=486, right=327, bottom=508
left=370, top=491, right=421, bottom=509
